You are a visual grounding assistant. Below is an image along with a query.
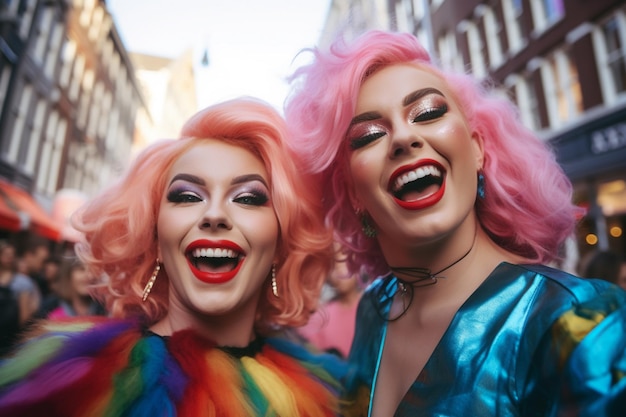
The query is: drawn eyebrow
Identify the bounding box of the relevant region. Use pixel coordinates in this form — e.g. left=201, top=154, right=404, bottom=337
left=349, top=88, right=445, bottom=127
left=169, top=173, right=269, bottom=188
left=349, top=111, right=382, bottom=126
left=402, top=88, right=445, bottom=107
left=231, top=174, right=269, bottom=188
left=169, top=173, right=204, bottom=186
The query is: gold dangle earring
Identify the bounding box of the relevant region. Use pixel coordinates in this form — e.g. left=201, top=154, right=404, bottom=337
left=142, top=259, right=161, bottom=302
left=271, top=264, right=278, bottom=297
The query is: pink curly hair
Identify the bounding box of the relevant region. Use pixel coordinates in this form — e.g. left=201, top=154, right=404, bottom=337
left=73, top=97, right=334, bottom=333
left=284, top=30, right=583, bottom=279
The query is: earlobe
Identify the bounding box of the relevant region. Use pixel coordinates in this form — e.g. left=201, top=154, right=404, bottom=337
left=348, top=192, right=362, bottom=214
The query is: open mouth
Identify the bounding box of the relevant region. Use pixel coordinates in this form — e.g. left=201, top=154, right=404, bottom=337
left=391, top=164, right=444, bottom=202
left=187, top=247, right=242, bottom=274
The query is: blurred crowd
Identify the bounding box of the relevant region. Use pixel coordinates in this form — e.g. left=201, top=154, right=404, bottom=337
left=0, top=236, right=105, bottom=356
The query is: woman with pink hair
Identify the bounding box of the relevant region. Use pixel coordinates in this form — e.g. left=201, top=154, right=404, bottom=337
left=285, top=30, right=626, bottom=416
left=0, top=98, right=344, bottom=416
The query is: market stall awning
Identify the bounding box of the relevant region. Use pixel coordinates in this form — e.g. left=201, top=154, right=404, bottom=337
left=0, top=192, right=22, bottom=232
left=0, top=180, right=62, bottom=241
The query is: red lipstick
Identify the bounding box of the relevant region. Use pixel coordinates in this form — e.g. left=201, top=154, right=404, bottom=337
left=185, top=239, right=244, bottom=284
left=389, top=159, right=446, bottom=210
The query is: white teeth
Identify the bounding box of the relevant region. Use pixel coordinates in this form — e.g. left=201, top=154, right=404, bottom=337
left=395, top=165, right=442, bottom=191
left=191, top=248, right=238, bottom=258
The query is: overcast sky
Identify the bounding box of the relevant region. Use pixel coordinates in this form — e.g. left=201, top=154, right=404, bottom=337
left=107, top=0, right=331, bottom=112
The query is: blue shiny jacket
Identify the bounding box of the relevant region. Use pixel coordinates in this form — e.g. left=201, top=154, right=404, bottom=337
left=343, top=263, right=626, bottom=416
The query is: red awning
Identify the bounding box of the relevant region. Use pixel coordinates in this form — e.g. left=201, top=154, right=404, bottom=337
left=0, top=180, right=62, bottom=241
left=0, top=192, right=22, bottom=232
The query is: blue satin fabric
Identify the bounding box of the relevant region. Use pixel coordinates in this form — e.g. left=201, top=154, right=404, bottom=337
left=343, top=262, right=626, bottom=416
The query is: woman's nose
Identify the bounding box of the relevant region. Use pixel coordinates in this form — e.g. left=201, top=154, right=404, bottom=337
left=199, top=202, right=232, bottom=231
left=389, top=124, right=423, bottom=159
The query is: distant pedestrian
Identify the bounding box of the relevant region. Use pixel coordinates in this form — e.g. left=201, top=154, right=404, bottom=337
left=0, top=241, right=40, bottom=355
left=48, top=257, right=106, bottom=319
left=17, top=236, right=50, bottom=299
left=33, top=256, right=63, bottom=318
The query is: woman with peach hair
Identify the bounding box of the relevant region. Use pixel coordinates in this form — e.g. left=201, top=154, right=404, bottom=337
left=0, top=97, right=344, bottom=416
left=285, top=30, right=626, bottom=416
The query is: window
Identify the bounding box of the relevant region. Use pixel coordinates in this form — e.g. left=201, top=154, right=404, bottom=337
left=394, top=1, right=413, bottom=32
left=541, top=0, right=564, bottom=24
left=98, top=91, right=112, bottom=138
left=604, top=17, right=626, bottom=93
left=88, top=5, right=104, bottom=41
left=44, top=116, right=65, bottom=193
left=7, top=84, right=33, bottom=162
left=412, top=0, right=425, bottom=17
left=530, top=0, right=564, bottom=33
left=76, top=69, right=94, bottom=131
left=430, top=0, right=443, bottom=10
left=44, top=22, right=64, bottom=79
left=69, top=54, right=85, bottom=101
left=95, top=14, right=112, bottom=54
left=483, top=7, right=504, bottom=68
left=541, top=50, right=583, bottom=128
left=66, top=142, right=85, bottom=190
left=36, top=110, right=57, bottom=191
left=79, top=0, right=95, bottom=27
left=438, top=31, right=464, bottom=72
left=59, top=39, right=76, bottom=89
left=104, top=40, right=116, bottom=78
left=3, top=0, right=20, bottom=15
left=0, top=67, right=11, bottom=112
left=509, top=74, right=541, bottom=131
left=86, top=81, right=103, bottom=139
left=24, top=99, right=46, bottom=174
left=593, top=12, right=626, bottom=104
left=32, top=8, right=54, bottom=64
left=502, top=0, right=524, bottom=53
left=18, top=0, right=36, bottom=40
left=105, top=107, right=120, bottom=151
left=464, top=21, right=487, bottom=79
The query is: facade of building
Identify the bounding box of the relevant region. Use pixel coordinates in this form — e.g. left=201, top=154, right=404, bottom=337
left=322, top=0, right=626, bottom=264
left=0, top=0, right=144, bottom=245
left=130, top=49, right=198, bottom=156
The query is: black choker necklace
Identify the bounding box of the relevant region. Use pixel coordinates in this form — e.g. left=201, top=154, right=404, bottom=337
left=371, top=224, right=478, bottom=322
left=391, top=243, right=473, bottom=288
left=390, top=225, right=478, bottom=289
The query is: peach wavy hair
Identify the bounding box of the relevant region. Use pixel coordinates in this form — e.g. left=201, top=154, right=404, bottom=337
left=284, top=30, right=583, bottom=279
left=73, top=97, right=333, bottom=332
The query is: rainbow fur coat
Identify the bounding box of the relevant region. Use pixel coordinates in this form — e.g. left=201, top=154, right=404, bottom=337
left=0, top=317, right=346, bottom=416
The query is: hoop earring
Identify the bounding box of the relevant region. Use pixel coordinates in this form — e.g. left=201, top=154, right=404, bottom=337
left=477, top=171, right=486, bottom=200
left=142, top=259, right=161, bottom=302
left=271, top=264, right=278, bottom=297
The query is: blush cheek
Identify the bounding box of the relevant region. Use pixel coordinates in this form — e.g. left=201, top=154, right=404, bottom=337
left=430, top=123, right=476, bottom=170
left=351, top=146, right=381, bottom=173
left=349, top=155, right=376, bottom=189
left=350, top=155, right=385, bottom=213
left=434, top=121, right=469, bottom=144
